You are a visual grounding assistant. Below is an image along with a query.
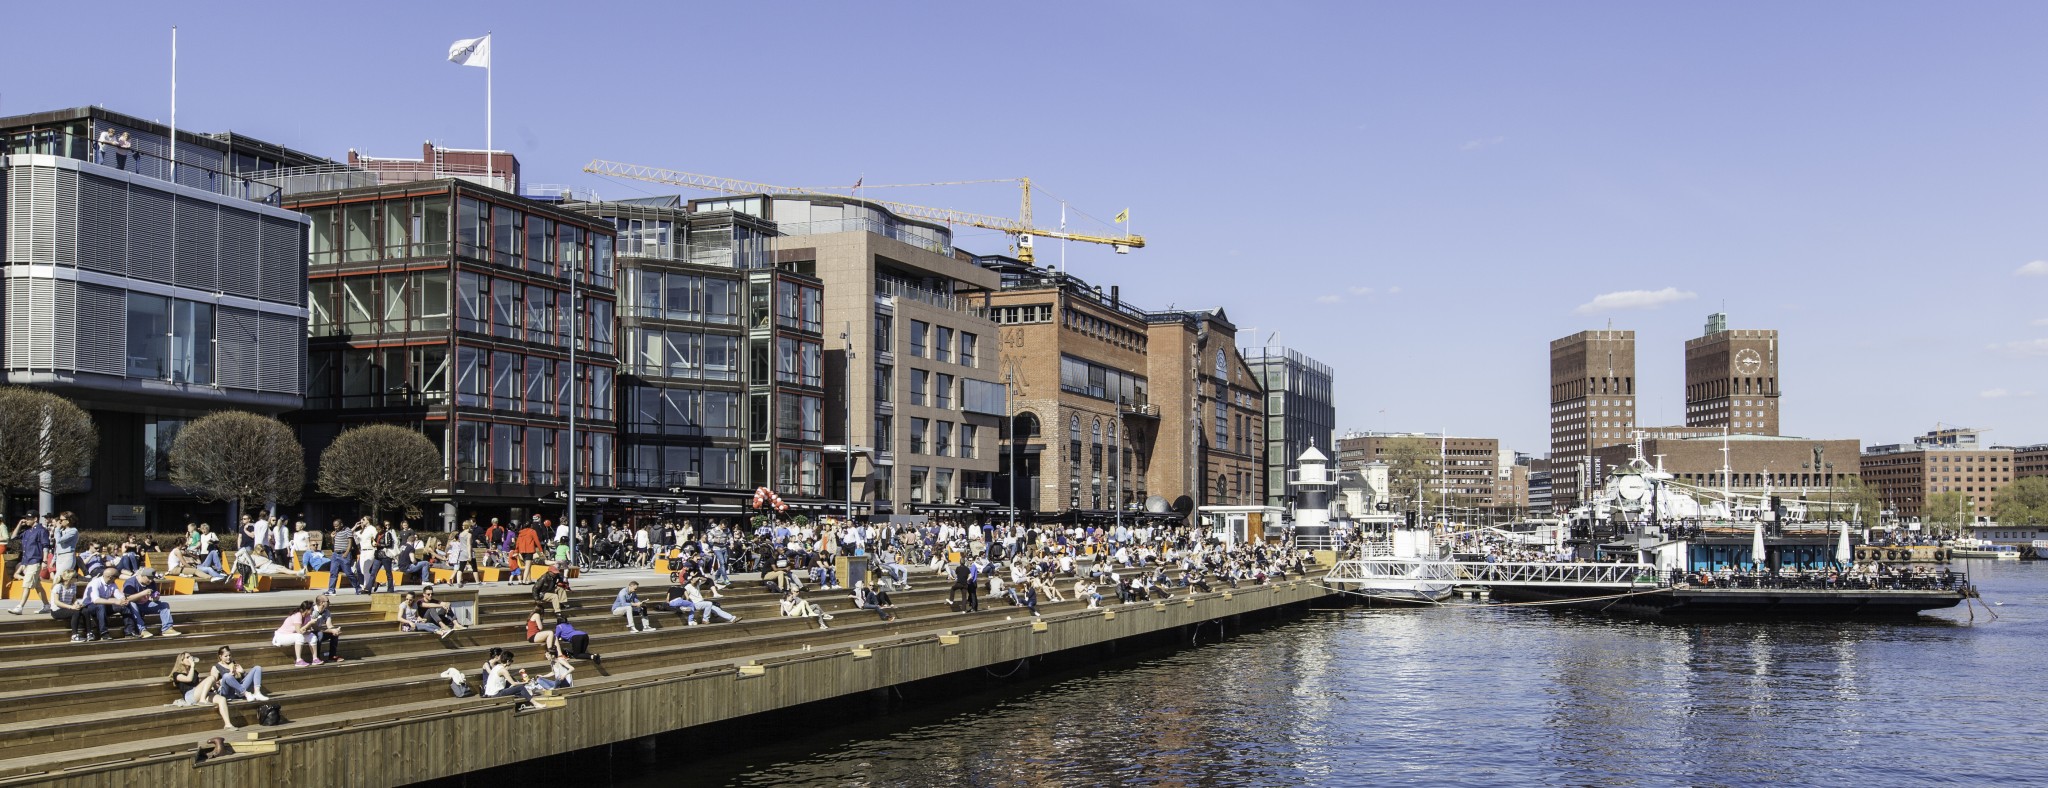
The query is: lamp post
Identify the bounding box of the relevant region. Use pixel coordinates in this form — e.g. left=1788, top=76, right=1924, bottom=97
left=565, top=261, right=581, bottom=567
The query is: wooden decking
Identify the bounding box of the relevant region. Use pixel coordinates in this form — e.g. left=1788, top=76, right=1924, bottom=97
left=0, top=567, right=1327, bottom=787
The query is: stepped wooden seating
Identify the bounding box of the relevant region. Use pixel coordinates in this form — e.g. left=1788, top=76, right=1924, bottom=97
left=0, top=558, right=1319, bottom=781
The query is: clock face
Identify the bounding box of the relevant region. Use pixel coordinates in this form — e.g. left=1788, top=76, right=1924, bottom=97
left=1735, top=348, right=1763, bottom=375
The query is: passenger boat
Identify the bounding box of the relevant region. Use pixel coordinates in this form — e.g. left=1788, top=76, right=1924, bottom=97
left=1324, top=439, right=1975, bottom=620
left=1947, top=540, right=2021, bottom=560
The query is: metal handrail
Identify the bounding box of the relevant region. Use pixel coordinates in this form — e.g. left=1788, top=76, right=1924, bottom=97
left=3, top=130, right=282, bottom=204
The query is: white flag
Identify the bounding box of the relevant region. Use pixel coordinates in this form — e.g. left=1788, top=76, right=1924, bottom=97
left=449, top=35, right=491, bottom=68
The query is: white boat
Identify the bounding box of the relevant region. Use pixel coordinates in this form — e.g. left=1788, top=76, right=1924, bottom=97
left=2033, top=540, right=2048, bottom=560
left=1948, top=540, right=2021, bottom=560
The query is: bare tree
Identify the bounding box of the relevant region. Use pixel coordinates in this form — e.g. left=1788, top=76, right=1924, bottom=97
left=0, top=387, right=97, bottom=515
left=169, top=411, right=304, bottom=523
left=316, top=424, right=444, bottom=522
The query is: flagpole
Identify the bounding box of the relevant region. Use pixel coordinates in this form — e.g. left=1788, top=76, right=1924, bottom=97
left=169, top=26, right=177, bottom=181
left=485, top=31, right=493, bottom=190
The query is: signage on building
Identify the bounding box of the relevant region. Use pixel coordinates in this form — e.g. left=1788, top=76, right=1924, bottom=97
left=107, top=505, right=146, bottom=529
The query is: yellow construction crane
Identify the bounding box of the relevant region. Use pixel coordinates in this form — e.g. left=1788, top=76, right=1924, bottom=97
left=582, top=159, right=1144, bottom=264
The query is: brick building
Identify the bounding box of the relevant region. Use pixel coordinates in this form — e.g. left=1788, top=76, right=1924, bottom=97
left=1685, top=312, right=1781, bottom=435
left=1589, top=434, right=1859, bottom=500
left=1549, top=330, right=1636, bottom=512
left=1861, top=428, right=2014, bottom=520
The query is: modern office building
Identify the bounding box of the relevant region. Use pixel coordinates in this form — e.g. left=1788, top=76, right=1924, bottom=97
left=558, top=197, right=765, bottom=517
left=971, top=259, right=1155, bottom=521
left=289, top=174, right=620, bottom=528
left=1860, top=428, right=2013, bottom=520
left=688, top=194, right=1004, bottom=520
left=1685, top=312, right=1781, bottom=435
left=1528, top=457, right=1553, bottom=516
left=0, top=106, right=318, bottom=526
left=1244, top=345, right=1335, bottom=509
left=1549, top=329, right=1636, bottom=513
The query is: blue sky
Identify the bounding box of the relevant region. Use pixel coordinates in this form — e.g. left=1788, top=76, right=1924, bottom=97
left=6, top=1, right=2046, bottom=453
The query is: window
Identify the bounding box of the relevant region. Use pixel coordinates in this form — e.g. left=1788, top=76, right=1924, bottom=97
left=168, top=300, right=214, bottom=385
left=959, top=424, right=977, bottom=459
left=935, top=326, right=953, bottom=363
left=911, top=370, right=929, bottom=406
left=910, top=320, right=929, bottom=357
left=1216, top=348, right=1228, bottom=378
left=126, top=293, right=170, bottom=379
left=874, top=313, right=893, bottom=353
left=932, top=469, right=954, bottom=503
left=909, top=467, right=929, bottom=503
left=1215, top=400, right=1228, bottom=445
left=961, top=378, right=1006, bottom=415
left=910, top=418, right=929, bottom=454
left=874, top=364, right=893, bottom=403
left=935, top=374, right=954, bottom=410
left=874, top=415, right=892, bottom=452
left=492, top=204, right=520, bottom=266
left=959, top=332, right=977, bottom=368
left=935, top=421, right=953, bottom=457
left=457, top=197, right=486, bottom=258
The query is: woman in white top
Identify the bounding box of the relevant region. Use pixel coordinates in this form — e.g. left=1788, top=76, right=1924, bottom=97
left=447, top=526, right=475, bottom=588
left=481, top=650, right=536, bottom=707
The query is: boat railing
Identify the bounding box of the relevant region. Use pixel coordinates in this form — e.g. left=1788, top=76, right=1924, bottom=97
left=1657, top=569, right=1970, bottom=592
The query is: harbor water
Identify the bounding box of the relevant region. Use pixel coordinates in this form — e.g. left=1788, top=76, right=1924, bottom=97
left=630, top=559, right=2040, bottom=787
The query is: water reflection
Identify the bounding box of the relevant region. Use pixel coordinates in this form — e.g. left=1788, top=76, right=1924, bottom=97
left=644, top=562, right=2042, bottom=787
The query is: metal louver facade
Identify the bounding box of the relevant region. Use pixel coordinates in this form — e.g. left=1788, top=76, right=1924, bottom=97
left=2, top=154, right=307, bottom=410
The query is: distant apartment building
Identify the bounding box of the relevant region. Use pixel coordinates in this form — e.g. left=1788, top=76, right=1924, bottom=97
left=1549, top=330, right=1636, bottom=513
left=1589, top=434, right=1859, bottom=500
left=288, top=173, right=620, bottom=528
left=2002, top=444, right=2048, bottom=480
left=1337, top=432, right=1501, bottom=513
left=1, top=106, right=318, bottom=526
left=1244, top=345, right=1335, bottom=509
left=1860, top=428, right=2013, bottom=520
left=1528, top=457, right=1553, bottom=516
left=1684, top=312, right=1781, bottom=435
left=690, top=194, right=1004, bottom=520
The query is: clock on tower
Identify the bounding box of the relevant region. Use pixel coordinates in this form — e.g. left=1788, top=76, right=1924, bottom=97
left=1735, top=348, right=1763, bottom=375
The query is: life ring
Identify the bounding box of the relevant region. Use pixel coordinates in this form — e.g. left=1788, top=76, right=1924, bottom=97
left=1933, top=550, right=1947, bottom=562
left=1886, top=550, right=1901, bottom=561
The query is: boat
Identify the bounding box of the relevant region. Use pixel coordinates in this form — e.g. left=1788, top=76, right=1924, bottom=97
left=2033, top=540, right=2048, bottom=560
left=1322, top=437, right=1975, bottom=620
left=1947, top=540, right=2021, bottom=560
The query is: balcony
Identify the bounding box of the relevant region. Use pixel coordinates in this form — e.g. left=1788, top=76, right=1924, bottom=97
left=875, top=276, right=987, bottom=318
left=4, top=130, right=282, bottom=204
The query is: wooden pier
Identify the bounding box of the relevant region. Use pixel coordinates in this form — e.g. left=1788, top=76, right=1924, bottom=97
left=0, top=570, right=1327, bottom=787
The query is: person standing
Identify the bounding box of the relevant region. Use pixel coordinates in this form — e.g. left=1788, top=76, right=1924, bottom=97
left=323, top=519, right=355, bottom=596
left=95, top=127, right=115, bottom=165
left=448, top=522, right=477, bottom=588
left=51, top=513, right=79, bottom=578
left=513, top=522, right=542, bottom=582
left=8, top=516, right=52, bottom=615
left=353, top=519, right=380, bottom=595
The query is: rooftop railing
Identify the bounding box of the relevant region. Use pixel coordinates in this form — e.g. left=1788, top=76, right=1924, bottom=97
left=2, top=130, right=282, bottom=204
left=875, top=276, right=986, bottom=318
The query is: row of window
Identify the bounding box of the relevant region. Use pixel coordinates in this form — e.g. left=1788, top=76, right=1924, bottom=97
left=905, top=320, right=978, bottom=367
left=1059, top=354, right=1148, bottom=406
left=452, top=348, right=614, bottom=420
left=991, top=304, right=1053, bottom=325
left=620, top=444, right=740, bottom=489
left=453, top=422, right=614, bottom=486
left=622, top=386, right=741, bottom=438
left=306, top=196, right=614, bottom=289
left=775, top=280, right=823, bottom=334
left=310, top=272, right=452, bottom=336
left=905, top=467, right=997, bottom=504
left=627, top=328, right=740, bottom=382
left=623, top=269, right=741, bottom=325
left=907, top=418, right=979, bottom=458
left=1062, top=306, right=1146, bottom=352
left=455, top=272, right=615, bottom=354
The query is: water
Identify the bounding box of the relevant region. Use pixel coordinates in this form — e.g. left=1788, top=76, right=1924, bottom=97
left=631, top=560, right=2042, bottom=787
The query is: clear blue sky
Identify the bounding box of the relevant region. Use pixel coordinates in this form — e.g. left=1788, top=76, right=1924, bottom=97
left=6, top=1, right=2046, bottom=454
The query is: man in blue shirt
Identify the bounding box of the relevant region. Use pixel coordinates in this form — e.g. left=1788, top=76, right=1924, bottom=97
left=119, top=568, right=181, bottom=638
left=8, top=516, right=52, bottom=615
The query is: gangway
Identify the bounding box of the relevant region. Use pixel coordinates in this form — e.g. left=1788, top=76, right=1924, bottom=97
left=1324, top=558, right=1660, bottom=600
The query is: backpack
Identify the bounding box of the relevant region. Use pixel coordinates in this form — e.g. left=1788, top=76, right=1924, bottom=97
left=257, top=703, right=287, bottom=727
